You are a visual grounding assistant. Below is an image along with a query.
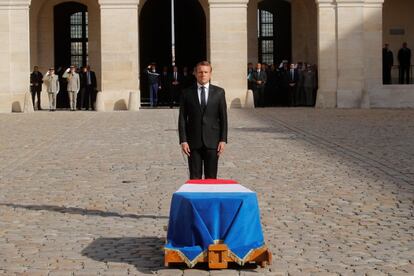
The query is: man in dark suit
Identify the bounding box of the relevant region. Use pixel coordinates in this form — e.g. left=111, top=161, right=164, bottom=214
left=288, top=63, right=299, bottom=106
left=382, top=43, right=394, bottom=85
left=252, top=63, right=267, bottom=107
left=160, top=66, right=170, bottom=105
left=178, top=61, right=228, bottom=179
left=170, top=65, right=182, bottom=107
left=82, top=65, right=97, bottom=110
left=398, top=42, right=411, bottom=84
left=30, top=66, right=43, bottom=110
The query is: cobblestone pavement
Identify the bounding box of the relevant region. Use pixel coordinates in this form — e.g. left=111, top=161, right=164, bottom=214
left=0, top=108, right=413, bottom=276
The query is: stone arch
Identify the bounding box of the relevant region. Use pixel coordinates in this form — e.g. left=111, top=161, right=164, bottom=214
left=248, top=0, right=317, bottom=65
left=30, top=0, right=101, bottom=108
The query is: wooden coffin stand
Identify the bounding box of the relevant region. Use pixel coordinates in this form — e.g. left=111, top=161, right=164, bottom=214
left=165, top=244, right=272, bottom=269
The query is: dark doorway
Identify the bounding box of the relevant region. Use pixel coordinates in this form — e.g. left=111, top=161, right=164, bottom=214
left=54, top=2, right=88, bottom=108
left=258, top=0, right=291, bottom=65
left=139, top=0, right=207, bottom=105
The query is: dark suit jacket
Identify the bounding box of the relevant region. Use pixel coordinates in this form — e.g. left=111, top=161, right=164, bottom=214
left=30, top=71, right=43, bottom=92
left=383, top=48, right=394, bottom=68
left=81, top=71, right=97, bottom=89
left=252, top=70, right=267, bottom=88
left=178, top=84, right=228, bottom=149
left=398, top=48, right=411, bottom=66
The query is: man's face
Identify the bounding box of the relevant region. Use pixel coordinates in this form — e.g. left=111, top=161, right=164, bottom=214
left=403, top=43, right=407, bottom=48
left=173, top=67, right=178, bottom=72
left=34, top=66, right=38, bottom=72
left=290, top=64, right=295, bottom=69
left=256, top=63, right=261, bottom=70
left=384, top=44, right=389, bottom=49
left=70, top=67, right=76, bottom=73
left=196, top=65, right=211, bottom=85
left=50, top=69, right=55, bottom=75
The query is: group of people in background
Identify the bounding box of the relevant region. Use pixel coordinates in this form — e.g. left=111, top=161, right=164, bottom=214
left=30, top=65, right=97, bottom=111
left=248, top=61, right=318, bottom=107
left=382, top=42, right=412, bottom=85
left=144, top=63, right=196, bottom=107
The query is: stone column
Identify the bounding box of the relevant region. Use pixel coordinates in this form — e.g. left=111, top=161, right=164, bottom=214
left=0, top=0, right=31, bottom=113
left=315, top=0, right=338, bottom=108
left=99, top=0, right=139, bottom=111
left=363, top=0, right=384, bottom=100
left=209, top=0, right=248, bottom=108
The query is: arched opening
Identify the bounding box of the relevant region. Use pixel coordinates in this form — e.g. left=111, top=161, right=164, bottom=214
left=248, top=0, right=318, bottom=107
left=383, top=0, right=414, bottom=85
left=139, top=0, right=207, bottom=106
left=54, top=2, right=88, bottom=108
left=257, top=0, right=291, bottom=65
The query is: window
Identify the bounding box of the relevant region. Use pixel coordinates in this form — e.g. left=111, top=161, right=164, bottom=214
left=70, top=11, right=88, bottom=68
left=258, top=9, right=274, bottom=64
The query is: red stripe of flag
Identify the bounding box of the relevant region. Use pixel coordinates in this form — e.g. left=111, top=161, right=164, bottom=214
left=185, top=179, right=239, bottom=185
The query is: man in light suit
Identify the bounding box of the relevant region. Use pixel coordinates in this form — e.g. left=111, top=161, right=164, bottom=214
left=178, top=61, right=228, bottom=179
left=63, top=65, right=80, bottom=111
left=43, top=67, right=60, bottom=111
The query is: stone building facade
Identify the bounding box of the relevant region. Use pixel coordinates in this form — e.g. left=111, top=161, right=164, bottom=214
left=0, top=0, right=413, bottom=113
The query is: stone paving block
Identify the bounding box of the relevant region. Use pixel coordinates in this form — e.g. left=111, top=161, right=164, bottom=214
left=0, top=109, right=413, bottom=275
left=209, top=270, right=240, bottom=276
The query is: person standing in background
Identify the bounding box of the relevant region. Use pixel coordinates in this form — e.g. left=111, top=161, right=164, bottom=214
left=84, top=65, right=97, bottom=110
left=147, top=63, right=160, bottom=107
left=30, top=66, right=43, bottom=110
left=43, top=68, right=59, bottom=111
left=252, top=63, right=267, bottom=107
left=63, top=65, right=80, bottom=111
left=288, top=63, right=299, bottom=106
left=398, top=42, right=411, bottom=84
left=170, top=66, right=182, bottom=108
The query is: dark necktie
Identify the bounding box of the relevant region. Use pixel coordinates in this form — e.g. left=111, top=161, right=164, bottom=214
left=200, top=86, right=206, bottom=110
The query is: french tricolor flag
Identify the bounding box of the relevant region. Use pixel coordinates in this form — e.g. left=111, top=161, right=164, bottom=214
left=166, top=179, right=265, bottom=266
left=176, top=179, right=254, bottom=193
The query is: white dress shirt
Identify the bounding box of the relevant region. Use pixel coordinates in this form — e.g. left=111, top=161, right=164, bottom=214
left=197, top=82, right=209, bottom=105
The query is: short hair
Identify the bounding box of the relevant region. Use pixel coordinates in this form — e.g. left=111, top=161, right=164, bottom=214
left=196, top=61, right=212, bottom=72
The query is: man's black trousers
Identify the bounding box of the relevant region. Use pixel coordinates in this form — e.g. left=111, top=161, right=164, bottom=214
left=31, top=89, right=41, bottom=110
left=188, top=146, right=218, bottom=179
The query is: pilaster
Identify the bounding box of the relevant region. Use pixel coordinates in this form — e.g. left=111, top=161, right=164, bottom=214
left=209, top=0, right=248, bottom=108
left=0, top=0, right=31, bottom=112
left=315, top=0, right=338, bottom=108
left=99, top=0, right=140, bottom=110
left=363, top=0, right=384, bottom=104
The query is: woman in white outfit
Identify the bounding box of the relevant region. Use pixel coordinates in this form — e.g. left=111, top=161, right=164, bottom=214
left=42, top=68, right=60, bottom=111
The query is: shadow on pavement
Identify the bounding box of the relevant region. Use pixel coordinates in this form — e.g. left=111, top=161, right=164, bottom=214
left=81, top=237, right=262, bottom=274
left=0, top=203, right=169, bottom=220
left=81, top=237, right=165, bottom=274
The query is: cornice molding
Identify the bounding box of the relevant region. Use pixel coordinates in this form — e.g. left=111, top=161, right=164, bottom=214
left=0, top=0, right=30, bottom=9
left=209, top=0, right=248, bottom=8
left=98, top=0, right=139, bottom=9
